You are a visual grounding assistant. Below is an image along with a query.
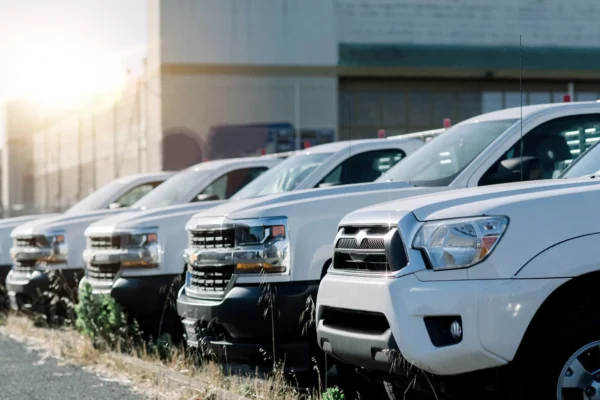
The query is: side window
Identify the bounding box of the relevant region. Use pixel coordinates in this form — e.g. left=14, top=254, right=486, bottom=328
left=479, top=115, right=600, bottom=186
left=319, top=149, right=406, bottom=187
left=113, top=182, right=162, bottom=208
left=197, top=167, right=268, bottom=201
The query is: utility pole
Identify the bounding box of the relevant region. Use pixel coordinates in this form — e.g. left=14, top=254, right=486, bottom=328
left=143, top=58, right=149, bottom=172
left=113, top=100, right=119, bottom=178
left=91, top=111, right=97, bottom=190
left=294, top=79, right=301, bottom=150
left=57, top=128, right=62, bottom=210
left=568, top=82, right=575, bottom=101
left=136, top=79, right=142, bottom=173
left=77, top=118, right=82, bottom=199
left=44, top=121, right=49, bottom=211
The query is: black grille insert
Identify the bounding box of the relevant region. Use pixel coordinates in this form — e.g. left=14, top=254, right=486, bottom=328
left=321, top=307, right=390, bottom=335
left=334, top=252, right=391, bottom=272
left=87, top=263, right=120, bottom=281
left=190, top=228, right=235, bottom=250
left=12, top=260, right=36, bottom=277
left=90, top=236, right=121, bottom=250
left=188, top=264, right=234, bottom=292
left=15, top=237, right=37, bottom=247
left=341, top=225, right=391, bottom=235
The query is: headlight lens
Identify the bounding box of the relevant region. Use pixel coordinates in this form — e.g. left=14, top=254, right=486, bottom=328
left=232, top=218, right=288, bottom=275
left=120, top=229, right=160, bottom=268
left=39, top=233, right=68, bottom=264
left=235, top=224, right=285, bottom=247
left=413, top=216, right=508, bottom=270
left=121, top=231, right=158, bottom=248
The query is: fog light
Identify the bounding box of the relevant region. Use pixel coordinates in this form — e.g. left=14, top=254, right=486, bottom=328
left=424, top=316, right=463, bottom=347
left=450, top=320, right=462, bottom=340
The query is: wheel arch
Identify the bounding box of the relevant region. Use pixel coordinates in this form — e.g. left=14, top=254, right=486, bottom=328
left=514, top=270, right=600, bottom=362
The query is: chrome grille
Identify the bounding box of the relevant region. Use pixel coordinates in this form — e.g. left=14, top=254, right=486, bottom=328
left=333, top=225, right=407, bottom=272
left=87, top=263, right=120, bottom=282
left=12, top=260, right=36, bottom=278
left=188, top=265, right=234, bottom=292
left=189, top=228, right=235, bottom=250
left=89, top=236, right=121, bottom=250
left=15, top=237, right=37, bottom=248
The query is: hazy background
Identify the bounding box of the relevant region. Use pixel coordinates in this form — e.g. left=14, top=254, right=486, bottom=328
left=0, top=0, right=148, bottom=140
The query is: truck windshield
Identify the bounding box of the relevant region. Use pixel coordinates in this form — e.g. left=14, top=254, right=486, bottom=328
left=234, top=153, right=333, bottom=199
left=378, top=119, right=518, bottom=187
left=560, top=140, right=600, bottom=179
left=65, top=179, right=132, bottom=215
left=133, top=167, right=211, bottom=210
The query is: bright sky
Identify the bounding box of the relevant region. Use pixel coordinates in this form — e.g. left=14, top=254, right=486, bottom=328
left=0, top=0, right=147, bottom=108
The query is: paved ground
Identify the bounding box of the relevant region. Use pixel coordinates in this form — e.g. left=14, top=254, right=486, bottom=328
left=0, top=335, right=145, bottom=400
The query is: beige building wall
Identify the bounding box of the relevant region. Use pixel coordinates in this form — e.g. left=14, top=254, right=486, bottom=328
left=155, top=0, right=338, bottom=168
left=31, top=81, right=155, bottom=210
left=2, top=100, right=43, bottom=214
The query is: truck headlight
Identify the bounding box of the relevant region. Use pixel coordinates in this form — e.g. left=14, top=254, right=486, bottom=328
left=39, top=232, right=68, bottom=264
left=413, top=216, right=508, bottom=270
left=120, top=228, right=160, bottom=268
left=233, top=218, right=288, bottom=275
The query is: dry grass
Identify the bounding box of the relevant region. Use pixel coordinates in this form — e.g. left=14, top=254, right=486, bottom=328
left=0, top=314, right=319, bottom=400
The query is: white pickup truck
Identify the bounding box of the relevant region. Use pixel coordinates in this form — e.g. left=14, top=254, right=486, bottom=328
left=80, top=134, right=430, bottom=337
left=0, top=215, right=60, bottom=287
left=5, top=172, right=173, bottom=309
left=177, top=102, right=600, bottom=374
left=7, top=156, right=281, bottom=311
left=315, top=136, right=600, bottom=399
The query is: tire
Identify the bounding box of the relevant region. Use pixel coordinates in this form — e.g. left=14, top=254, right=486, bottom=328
left=512, top=308, right=600, bottom=400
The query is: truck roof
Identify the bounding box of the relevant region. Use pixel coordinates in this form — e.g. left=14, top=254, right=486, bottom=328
left=463, top=101, right=600, bottom=123
left=113, top=171, right=175, bottom=183
left=184, top=156, right=280, bottom=172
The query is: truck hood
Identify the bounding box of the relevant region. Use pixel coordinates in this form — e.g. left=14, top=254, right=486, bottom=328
left=11, top=208, right=127, bottom=237
left=354, top=178, right=600, bottom=221
left=85, top=201, right=226, bottom=234
left=193, top=181, right=415, bottom=220
left=0, top=213, right=60, bottom=229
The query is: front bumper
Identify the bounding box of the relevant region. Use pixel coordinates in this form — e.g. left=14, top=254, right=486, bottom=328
left=177, top=281, right=319, bottom=372
left=316, top=272, right=567, bottom=376
left=0, top=264, right=11, bottom=285
left=5, top=267, right=82, bottom=310
left=80, top=274, right=182, bottom=335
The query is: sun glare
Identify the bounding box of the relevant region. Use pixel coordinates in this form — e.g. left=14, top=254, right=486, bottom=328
left=11, top=41, right=127, bottom=111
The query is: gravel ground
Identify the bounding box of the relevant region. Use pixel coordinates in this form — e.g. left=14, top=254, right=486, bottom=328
left=0, top=335, right=146, bottom=400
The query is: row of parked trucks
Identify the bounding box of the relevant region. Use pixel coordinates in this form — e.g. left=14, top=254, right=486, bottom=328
left=4, top=101, right=600, bottom=399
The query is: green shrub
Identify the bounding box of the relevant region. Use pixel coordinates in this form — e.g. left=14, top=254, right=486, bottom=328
left=322, top=387, right=345, bottom=400
left=75, top=282, right=137, bottom=348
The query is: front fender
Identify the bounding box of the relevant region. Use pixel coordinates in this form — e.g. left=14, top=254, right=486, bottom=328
left=515, top=234, right=600, bottom=279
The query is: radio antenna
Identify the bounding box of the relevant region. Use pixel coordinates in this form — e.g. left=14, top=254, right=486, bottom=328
left=519, top=34, right=524, bottom=182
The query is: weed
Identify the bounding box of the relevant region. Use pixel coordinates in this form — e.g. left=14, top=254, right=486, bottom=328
left=322, top=387, right=345, bottom=400
left=75, top=282, right=140, bottom=349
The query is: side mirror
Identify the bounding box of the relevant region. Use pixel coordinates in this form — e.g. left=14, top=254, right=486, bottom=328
left=318, top=182, right=341, bottom=188
left=489, top=156, right=543, bottom=184
left=196, top=193, right=219, bottom=202
left=108, top=202, right=122, bottom=209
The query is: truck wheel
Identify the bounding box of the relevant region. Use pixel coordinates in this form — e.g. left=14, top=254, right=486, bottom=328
left=518, top=313, right=600, bottom=400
